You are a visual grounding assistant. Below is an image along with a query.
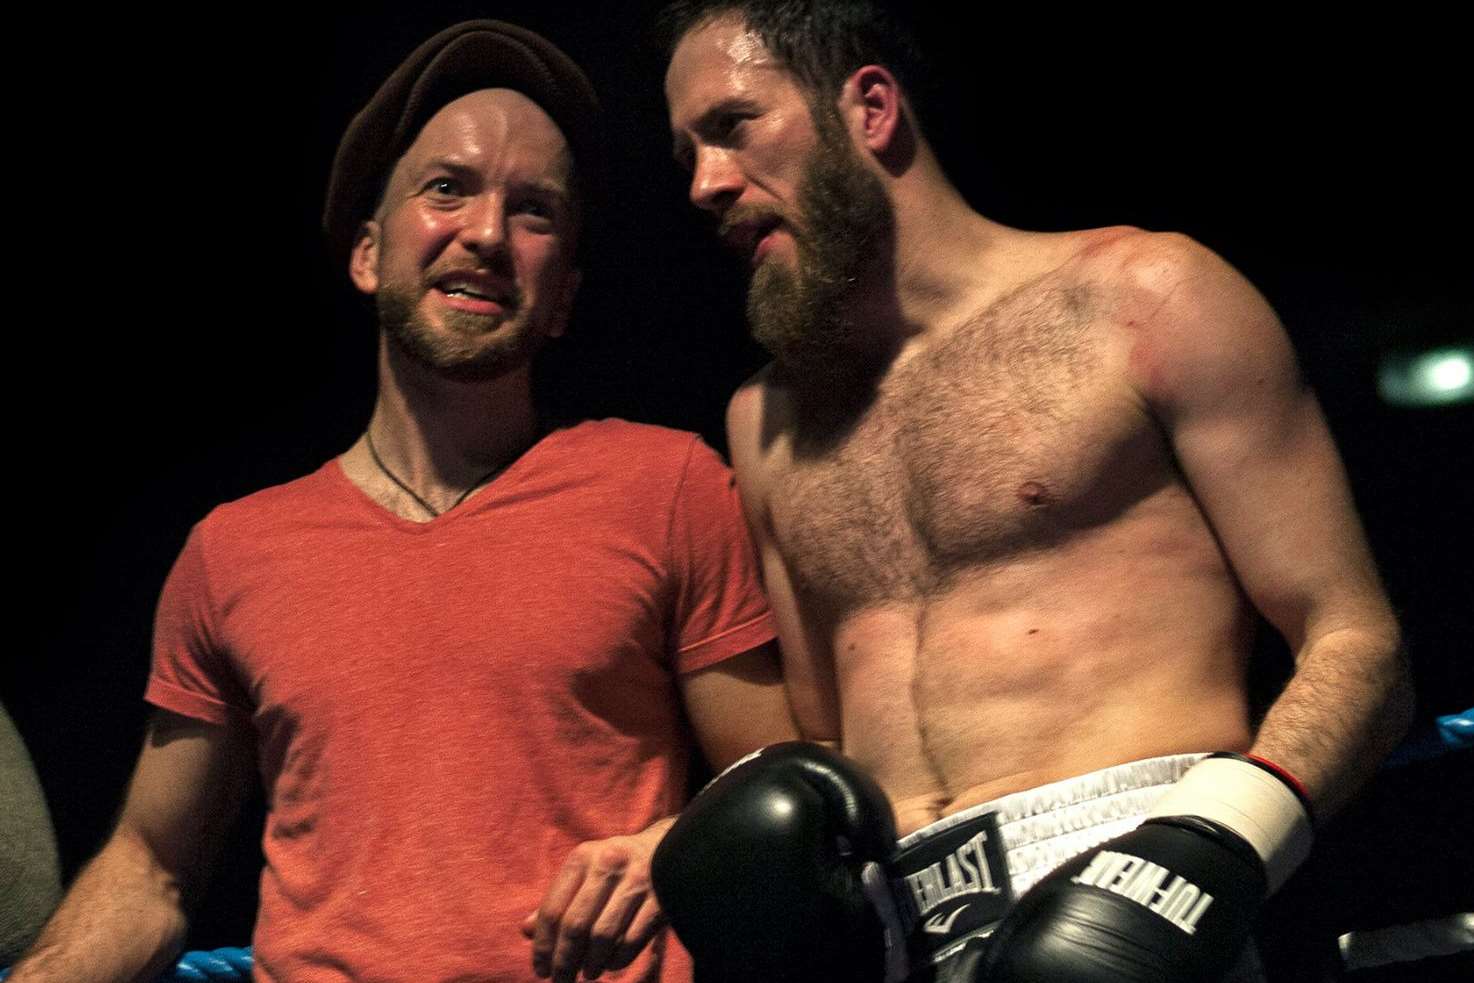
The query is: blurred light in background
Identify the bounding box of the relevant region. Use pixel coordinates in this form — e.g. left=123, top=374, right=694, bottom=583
left=1378, top=345, right=1474, bottom=407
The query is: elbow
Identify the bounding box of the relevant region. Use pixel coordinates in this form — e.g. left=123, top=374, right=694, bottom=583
left=107, top=826, right=192, bottom=924
left=1383, top=642, right=1417, bottom=749
left=1308, top=615, right=1416, bottom=758
left=1364, top=620, right=1415, bottom=755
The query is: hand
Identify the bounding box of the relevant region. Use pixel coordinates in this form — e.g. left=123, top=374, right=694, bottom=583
left=524, top=819, right=673, bottom=981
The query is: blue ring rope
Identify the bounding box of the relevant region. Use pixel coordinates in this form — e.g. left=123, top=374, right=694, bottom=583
left=167, top=946, right=254, bottom=981
left=1383, top=707, right=1473, bottom=767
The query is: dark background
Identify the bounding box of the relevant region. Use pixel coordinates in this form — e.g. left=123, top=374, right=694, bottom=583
left=4, top=1, right=1469, bottom=971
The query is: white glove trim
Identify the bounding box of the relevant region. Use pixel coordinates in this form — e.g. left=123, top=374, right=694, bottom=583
left=1147, top=754, right=1313, bottom=893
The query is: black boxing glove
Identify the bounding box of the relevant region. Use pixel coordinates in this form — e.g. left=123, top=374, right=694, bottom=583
left=651, top=742, right=898, bottom=983
left=979, top=753, right=1314, bottom=982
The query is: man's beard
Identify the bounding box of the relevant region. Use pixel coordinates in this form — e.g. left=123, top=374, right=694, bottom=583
left=744, top=113, right=894, bottom=375
left=376, top=282, right=545, bottom=384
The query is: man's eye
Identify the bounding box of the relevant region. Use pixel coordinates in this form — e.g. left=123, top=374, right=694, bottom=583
left=514, top=198, right=555, bottom=220
left=714, top=114, right=746, bottom=140
left=424, top=178, right=461, bottom=197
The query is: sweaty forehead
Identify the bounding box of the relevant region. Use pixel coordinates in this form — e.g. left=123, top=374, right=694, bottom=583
left=391, top=88, right=574, bottom=193
left=665, top=15, right=788, bottom=121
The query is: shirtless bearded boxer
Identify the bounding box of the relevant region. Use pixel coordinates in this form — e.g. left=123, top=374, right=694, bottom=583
left=653, top=1, right=1413, bottom=980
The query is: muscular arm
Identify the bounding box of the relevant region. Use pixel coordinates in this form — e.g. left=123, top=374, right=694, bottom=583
left=1133, top=234, right=1413, bottom=818
left=9, top=710, right=252, bottom=983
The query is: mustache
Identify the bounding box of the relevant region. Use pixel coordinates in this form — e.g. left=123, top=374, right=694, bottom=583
left=717, top=205, right=791, bottom=242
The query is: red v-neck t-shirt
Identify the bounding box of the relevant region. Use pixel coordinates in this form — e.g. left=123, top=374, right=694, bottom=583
left=147, top=420, right=776, bottom=982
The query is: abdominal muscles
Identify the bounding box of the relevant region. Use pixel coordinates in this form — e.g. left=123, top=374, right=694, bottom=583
left=832, top=487, right=1257, bottom=836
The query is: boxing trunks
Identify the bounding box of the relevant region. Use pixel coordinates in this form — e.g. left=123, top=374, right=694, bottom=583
left=872, top=754, right=1267, bottom=982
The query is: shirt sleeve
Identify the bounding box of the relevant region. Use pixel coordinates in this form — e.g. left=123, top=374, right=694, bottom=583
left=667, top=437, right=777, bottom=675
left=145, top=521, right=252, bottom=724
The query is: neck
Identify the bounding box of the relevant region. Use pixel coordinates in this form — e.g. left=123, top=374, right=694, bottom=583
left=777, top=158, right=1014, bottom=425
left=348, top=336, right=543, bottom=518
left=882, top=150, right=1016, bottom=334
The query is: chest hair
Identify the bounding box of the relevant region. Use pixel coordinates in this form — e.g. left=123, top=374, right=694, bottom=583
left=770, top=280, right=1148, bottom=611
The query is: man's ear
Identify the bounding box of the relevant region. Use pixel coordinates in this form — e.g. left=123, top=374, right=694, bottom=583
left=839, top=65, right=903, bottom=156
left=549, top=268, right=582, bottom=339
left=348, top=220, right=381, bottom=295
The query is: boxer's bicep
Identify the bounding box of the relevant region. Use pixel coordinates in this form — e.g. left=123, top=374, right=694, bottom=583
left=1134, top=240, right=1392, bottom=649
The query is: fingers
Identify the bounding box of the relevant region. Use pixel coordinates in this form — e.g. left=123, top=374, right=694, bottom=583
left=582, top=871, right=671, bottom=979
left=577, top=886, right=641, bottom=980
left=550, top=848, right=623, bottom=983
left=600, top=895, right=666, bottom=974
left=533, top=838, right=663, bottom=981
left=531, top=856, right=589, bottom=977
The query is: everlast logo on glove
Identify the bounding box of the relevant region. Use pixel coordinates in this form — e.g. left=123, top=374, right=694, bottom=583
left=1070, top=849, right=1214, bottom=934
left=890, top=812, right=1012, bottom=966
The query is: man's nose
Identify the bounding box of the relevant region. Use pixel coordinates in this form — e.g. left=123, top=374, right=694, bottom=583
left=456, top=194, right=510, bottom=259
left=689, top=147, right=744, bottom=214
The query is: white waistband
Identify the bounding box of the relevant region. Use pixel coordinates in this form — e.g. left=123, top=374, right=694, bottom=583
left=899, top=753, right=1207, bottom=894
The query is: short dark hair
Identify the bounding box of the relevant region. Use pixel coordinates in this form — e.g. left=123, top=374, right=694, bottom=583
left=658, top=0, right=933, bottom=125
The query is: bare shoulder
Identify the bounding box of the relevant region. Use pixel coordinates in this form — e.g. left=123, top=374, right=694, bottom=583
left=1064, top=226, right=1227, bottom=294
left=1073, top=228, right=1294, bottom=405
left=1009, top=225, right=1242, bottom=314
left=724, top=366, right=772, bottom=442
left=1109, top=230, right=1272, bottom=324
left=724, top=364, right=792, bottom=497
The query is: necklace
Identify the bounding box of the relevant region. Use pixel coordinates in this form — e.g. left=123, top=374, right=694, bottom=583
left=364, top=431, right=507, bottom=518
